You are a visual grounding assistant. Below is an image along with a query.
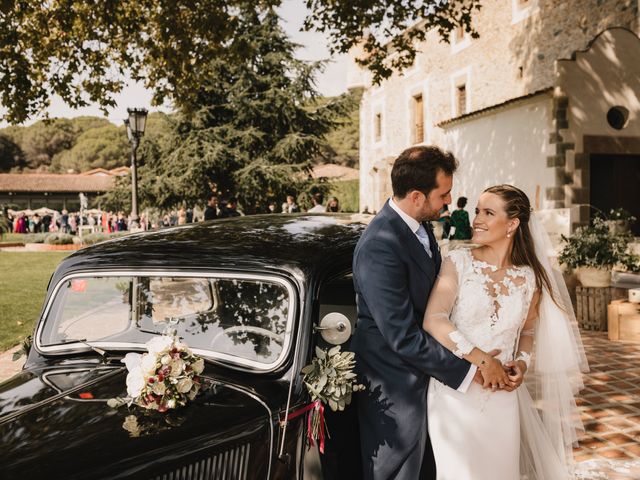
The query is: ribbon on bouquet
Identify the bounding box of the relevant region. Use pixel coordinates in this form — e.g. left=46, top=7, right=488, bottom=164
left=282, top=400, right=326, bottom=454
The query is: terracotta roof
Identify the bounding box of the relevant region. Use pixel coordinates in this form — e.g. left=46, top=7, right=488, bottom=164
left=81, top=167, right=130, bottom=176
left=0, top=173, right=115, bottom=193
left=311, top=164, right=359, bottom=181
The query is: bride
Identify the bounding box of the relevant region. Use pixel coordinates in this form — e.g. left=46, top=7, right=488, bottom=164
left=423, top=184, right=589, bottom=479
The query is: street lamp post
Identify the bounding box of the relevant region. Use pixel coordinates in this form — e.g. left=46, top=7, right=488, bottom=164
left=124, top=108, right=148, bottom=229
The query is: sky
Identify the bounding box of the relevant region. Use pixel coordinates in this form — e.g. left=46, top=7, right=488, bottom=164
left=19, top=1, right=349, bottom=126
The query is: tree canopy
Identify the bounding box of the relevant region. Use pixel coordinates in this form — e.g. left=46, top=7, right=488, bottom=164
left=304, top=0, right=481, bottom=84
left=101, top=7, right=348, bottom=214
left=0, top=0, right=480, bottom=124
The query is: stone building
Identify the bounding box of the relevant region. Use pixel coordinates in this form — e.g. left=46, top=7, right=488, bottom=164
left=351, top=0, right=639, bottom=234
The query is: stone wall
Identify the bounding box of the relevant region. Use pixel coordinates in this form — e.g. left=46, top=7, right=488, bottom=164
left=358, top=0, right=639, bottom=212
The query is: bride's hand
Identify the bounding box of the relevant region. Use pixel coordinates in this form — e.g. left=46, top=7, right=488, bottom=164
left=477, top=353, right=510, bottom=391
left=502, top=360, right=527, bottom=391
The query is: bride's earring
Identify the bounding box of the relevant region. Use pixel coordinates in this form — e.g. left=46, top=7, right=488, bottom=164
left=506, top=231, right=511, bottom=238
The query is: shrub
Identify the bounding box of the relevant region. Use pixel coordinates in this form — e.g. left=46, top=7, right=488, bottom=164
left=559, top=217, right=638, bottom=270
left=81, top=232, right=127, bottom=245
left=44, top=233, right=74, bottom=245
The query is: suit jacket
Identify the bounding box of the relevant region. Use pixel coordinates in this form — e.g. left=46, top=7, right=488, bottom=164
left=351, top=200, right=471, bottom=480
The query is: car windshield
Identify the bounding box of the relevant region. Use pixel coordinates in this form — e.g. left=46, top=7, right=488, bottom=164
left=38, top=273, right=293, bottom=368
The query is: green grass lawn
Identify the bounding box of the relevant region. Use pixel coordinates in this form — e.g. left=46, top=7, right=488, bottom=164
left=0, top=251, right=70, bottom=350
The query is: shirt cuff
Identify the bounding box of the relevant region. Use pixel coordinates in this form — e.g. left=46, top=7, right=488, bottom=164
left=456, top=364, right=477, bottom=393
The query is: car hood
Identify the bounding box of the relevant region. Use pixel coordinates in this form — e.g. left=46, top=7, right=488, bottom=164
left=0, top=365, right=272, bottom=479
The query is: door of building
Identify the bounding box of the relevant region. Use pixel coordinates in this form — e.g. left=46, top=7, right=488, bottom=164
left=590, top=154, right=640, bottom=235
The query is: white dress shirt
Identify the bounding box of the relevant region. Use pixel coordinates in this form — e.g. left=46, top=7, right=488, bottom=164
left=388, top=198, right=476, bottom=393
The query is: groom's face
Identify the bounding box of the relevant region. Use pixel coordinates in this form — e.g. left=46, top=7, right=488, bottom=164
left=418, top=171, right=452, bottom=221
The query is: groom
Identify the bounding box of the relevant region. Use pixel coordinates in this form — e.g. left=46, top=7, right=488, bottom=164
left=351, top=146, right=476, bottom=479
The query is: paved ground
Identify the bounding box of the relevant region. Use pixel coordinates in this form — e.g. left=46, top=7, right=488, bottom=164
left=0, top=330, right=638, bottom=477
left=574, top=331, right=640, bottom=479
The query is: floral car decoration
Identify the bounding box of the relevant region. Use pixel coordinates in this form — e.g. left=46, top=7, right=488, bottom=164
left=109, top=332, right=205, bottom=412
left=285, top=345, right=364, bottom=453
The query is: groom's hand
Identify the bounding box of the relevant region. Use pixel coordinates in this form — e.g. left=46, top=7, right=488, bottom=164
left=472, top=349, right=501, bottom=387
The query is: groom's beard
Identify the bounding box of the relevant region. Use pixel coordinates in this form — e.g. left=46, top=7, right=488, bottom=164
left=419, top=204, right=441, bottom=222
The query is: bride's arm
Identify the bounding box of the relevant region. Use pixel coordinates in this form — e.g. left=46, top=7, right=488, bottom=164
left=506, top=289, right=541, bottom=383
left=423, top=257, right=509, bottom=388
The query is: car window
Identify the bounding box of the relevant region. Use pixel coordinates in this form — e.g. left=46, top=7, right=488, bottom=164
left=40, top=274, right=293, bottom=368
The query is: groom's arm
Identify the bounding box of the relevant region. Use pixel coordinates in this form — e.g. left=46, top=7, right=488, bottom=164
left=354, top=237, right=471, bottom=389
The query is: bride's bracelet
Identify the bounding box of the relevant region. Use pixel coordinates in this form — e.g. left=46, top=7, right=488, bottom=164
left=515, top=351, right=531, bottom=369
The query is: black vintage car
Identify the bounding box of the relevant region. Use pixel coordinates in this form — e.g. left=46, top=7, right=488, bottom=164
left=0, top=214, right=369, bottom=480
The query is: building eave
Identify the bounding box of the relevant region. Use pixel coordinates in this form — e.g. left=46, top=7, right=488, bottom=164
left=436, top=87, right=554, bottom=128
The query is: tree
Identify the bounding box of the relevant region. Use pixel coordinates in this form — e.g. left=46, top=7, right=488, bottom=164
left=304, top=0, right=482, bottom=84
left=0, top=116, right=112, bottom=170
left=0, top=0, right=480, bottom=124
left=0, top=133, right=24, bottom=171
left=102, top=7, right=347, bottom=214
left=317, top=87, right=362, bottom=168
left=50, top=124, right=130, bottom=173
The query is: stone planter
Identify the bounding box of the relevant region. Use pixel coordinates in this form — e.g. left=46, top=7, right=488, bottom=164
left=577, top=267, right=612, bottom=288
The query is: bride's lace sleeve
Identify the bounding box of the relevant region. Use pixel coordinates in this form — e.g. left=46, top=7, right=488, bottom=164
left=422, top=256, right=475, bottom=358
left=514, top=289, right=541, bottom=368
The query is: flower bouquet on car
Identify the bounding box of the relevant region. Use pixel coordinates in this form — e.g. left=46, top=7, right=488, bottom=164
left=284, top=345, right=364, bottom=453
left=109, top=331, right=205, bottom=412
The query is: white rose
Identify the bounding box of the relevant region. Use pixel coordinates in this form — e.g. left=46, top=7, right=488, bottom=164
left=176, top=378, right=193, bottom=393
left=174, top=341, right=192, bottom=356
left=146, top=336, right=173, bottom=356
left=160, top=354, right=172, bottom=365
left=121, top=352, right=142, bottom=373
left=151, top=381, right=167, bottom=396
left=140, top=354, right=158, bottom=376
left=166, top=398, right=177, bottom=409
left=191, top=358, right=205, bottom=374
left=169, top=358, right=185, bottom=377
left=126, top=367, right=145, bottom=398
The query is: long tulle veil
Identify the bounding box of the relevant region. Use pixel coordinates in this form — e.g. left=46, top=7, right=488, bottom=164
left=517, top=212, right=590, bottom=479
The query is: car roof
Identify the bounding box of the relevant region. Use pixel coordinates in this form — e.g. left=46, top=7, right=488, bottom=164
left=51, top=214, right=370, bottom=284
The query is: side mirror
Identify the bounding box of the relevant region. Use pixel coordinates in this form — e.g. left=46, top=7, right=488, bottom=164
left=314, top=313, right=352, bottom=345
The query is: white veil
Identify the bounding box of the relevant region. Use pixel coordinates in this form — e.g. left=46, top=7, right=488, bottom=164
left=517, top=212, right=590, bottom=479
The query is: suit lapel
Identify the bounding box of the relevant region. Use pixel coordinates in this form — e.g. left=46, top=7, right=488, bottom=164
left=381, top=202, right=436, bottom=280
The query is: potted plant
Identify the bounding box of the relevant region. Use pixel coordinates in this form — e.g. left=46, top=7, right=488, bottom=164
left=606, top=208, right=637, bottom=234
left=559, top=217, right=634, bottom=287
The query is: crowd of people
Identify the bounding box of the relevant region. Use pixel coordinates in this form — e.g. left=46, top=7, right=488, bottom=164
left=3, top=192, right=344, bottom=236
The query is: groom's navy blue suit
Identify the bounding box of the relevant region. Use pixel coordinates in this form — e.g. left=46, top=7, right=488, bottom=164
left=352, top=201, right=472, bottom=480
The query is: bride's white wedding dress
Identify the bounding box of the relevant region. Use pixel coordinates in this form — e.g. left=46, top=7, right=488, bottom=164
left=425, top=247, right=580, bottom=479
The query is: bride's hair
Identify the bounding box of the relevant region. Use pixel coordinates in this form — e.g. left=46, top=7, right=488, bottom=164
left=484, top=185, right=555, bottom=301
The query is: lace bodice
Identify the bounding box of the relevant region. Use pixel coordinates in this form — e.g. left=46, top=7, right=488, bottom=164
left=426, top=248, right=536, bottom=363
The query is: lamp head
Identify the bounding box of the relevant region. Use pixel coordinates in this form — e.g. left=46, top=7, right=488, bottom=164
left=126, top=108, right=148, bottom=137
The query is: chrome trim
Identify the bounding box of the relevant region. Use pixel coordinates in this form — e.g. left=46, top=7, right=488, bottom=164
left=0, top=368, right=123, bottom=425
left=153, top=443, right=251, bottom=480
left=220, top=381, right=273, bottom=480
left=34, top=270, right=298, bottom=373
left=278, top=276, right=307, bottom=459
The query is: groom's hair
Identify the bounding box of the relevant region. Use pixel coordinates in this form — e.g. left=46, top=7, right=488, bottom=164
left=391, top=146, right=458, bottom=198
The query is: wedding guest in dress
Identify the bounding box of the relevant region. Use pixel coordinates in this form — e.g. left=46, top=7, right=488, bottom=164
left=448, top=196, right=472, bottom=240
left=327, top=196, right=340, bottom=212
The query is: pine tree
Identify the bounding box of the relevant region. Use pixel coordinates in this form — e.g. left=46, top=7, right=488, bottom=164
left=105, top=6, right=348, bottom=214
